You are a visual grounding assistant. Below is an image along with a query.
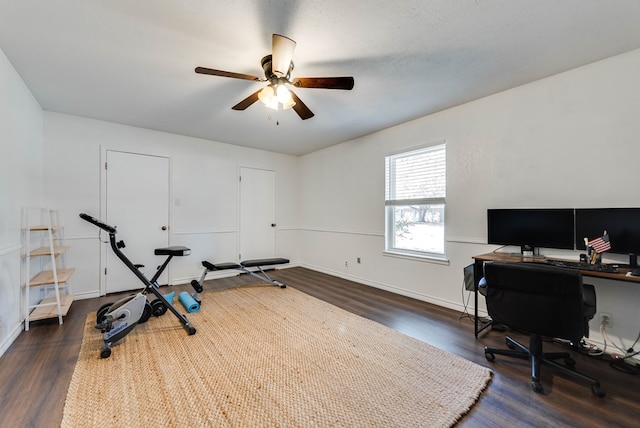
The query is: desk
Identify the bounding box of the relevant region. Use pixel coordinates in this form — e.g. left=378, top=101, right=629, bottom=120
left=471, top=252, right=640, bottom=338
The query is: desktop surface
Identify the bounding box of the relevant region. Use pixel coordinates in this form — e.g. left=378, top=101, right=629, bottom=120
left=473, top=252, right=640, bottom=283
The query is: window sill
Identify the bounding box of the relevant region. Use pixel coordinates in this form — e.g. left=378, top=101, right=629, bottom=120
left=383, top=251, right=450, bottom=265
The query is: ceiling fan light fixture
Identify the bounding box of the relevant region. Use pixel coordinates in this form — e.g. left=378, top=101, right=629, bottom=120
left=281, top=97, right=296, bottom=110
left=276, top=85, right=296, bottom=110
left=258, top=85, right=278, bottom=110
left=276, top=84, right=292, bottom=103
left=258, top=84, right=296, bottom=110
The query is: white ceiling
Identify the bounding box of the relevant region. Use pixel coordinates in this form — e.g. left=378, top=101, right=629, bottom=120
left=1, top=1, right=640, bottom=156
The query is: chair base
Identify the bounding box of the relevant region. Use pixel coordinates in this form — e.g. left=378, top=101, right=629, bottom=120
left=485, top=335, right=605, bottom=397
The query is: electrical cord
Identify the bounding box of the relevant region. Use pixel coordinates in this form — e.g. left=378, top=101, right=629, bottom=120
left=553, top=336, right=604, bottom=356
left=601, top=323, right=640, bottom=357
left=625, top=329, right=640, bottom=353
left=459, top=277, right=491, bottom=324
left=610, top=350, right=640, bottom=374
left=597, top=322, right=640, bottom=374
left=459, top=278, right=474, bottom=321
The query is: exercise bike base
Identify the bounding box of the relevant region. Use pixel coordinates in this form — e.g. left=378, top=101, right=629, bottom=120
left=80, top=213, right=198, bottom=358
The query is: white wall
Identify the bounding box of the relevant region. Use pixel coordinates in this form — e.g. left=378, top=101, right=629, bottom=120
left=0, top=48, right=44, bottom=355
left=42, top=112, right=300, bottom=300
left=298, top=49, right=640, bottom=350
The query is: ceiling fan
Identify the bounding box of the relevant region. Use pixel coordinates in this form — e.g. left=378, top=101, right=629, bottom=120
left=195, top=34, right=354, bottom=120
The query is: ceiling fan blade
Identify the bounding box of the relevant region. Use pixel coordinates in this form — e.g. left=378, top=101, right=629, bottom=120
left=195, top=67, right=263, bottom=82
left=289, top=90, right=314, bottom=120
left=291, top=76, right=354, bottom=90
left=272, top=34, right=296, bottom=77
left=231, top=89, right=262, bottom=110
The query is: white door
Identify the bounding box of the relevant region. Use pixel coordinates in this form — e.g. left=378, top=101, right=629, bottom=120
left=105, top=150, right=170, bottom=293
left=239, top=167, right=276, bottom=260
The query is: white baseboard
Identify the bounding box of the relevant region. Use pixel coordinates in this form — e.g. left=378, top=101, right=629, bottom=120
left=298, top=263, right=469, bottom=314
left=74, top=291, right=101, bottom=300
left=0, top=322, right=24, bottom=359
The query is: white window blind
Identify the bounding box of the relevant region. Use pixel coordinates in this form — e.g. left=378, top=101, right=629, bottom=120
left=385, top=144, right=446, bottom=205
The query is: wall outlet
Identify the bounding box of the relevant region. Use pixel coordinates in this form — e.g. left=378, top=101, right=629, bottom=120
left=600, top=313, right=612, bottom=328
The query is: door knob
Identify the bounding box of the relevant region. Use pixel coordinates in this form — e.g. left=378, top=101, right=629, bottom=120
left=161, top=226, right=167, bottom=231
left=271, top=223, right=276, bottom=227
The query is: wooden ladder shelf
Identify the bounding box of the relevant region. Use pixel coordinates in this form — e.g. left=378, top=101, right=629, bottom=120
left=22, top=207, right=75, bottom=330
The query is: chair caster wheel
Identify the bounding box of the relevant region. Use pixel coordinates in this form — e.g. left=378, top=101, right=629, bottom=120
left=532, top=381, right=544, bottom=393
left=591, top=384, right=606, bottom=397
left=484, top=351, right=495, bottom=362
left=564, top=357, right=576, bottom=368
left=187, top=326, right=196, bottom=335
left=100, top=347, right=112, bottom=359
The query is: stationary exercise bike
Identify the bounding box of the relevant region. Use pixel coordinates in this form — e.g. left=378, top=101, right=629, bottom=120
left=80, top=213, right=196, bottom=358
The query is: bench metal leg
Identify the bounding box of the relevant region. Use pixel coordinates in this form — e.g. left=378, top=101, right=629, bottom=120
left=241, top=266, right=286, bottom=288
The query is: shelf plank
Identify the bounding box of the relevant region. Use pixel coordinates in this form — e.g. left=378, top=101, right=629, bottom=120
left=26, top=225, right=62, bottom=231
left=30, top=246, right=70, bottom=257
left=29, top=268, right=75, bottom=286
left=29, top=294, right=74, bottom=321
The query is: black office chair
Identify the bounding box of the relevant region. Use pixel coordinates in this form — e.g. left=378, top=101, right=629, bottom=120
left=482, top=262, right=604, bottom=396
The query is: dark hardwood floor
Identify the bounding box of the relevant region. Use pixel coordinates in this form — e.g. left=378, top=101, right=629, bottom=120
left=1, top=267, right=639, bottom=427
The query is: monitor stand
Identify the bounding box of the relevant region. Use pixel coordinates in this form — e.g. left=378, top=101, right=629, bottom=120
left=521, top=245, right=545, bottom=259
left=629, top=254, right=640, bottom=276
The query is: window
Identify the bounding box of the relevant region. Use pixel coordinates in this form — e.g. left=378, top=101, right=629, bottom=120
left=385, top=143, right=446, bottom=258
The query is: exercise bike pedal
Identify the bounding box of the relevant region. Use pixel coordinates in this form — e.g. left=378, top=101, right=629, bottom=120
left=95, top=320, right=112, bottom=333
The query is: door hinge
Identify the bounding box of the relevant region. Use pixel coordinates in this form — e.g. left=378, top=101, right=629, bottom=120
left=239, top=253, right=241, bottom=260
left=104, top=268, right=107, bottom=275
left=104, top=162, right=108, bottom=170
left=239, top=175, right=242, bottom=182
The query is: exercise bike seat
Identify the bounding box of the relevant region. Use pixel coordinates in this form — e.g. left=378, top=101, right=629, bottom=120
left=154, top=246, right=191, bottom=256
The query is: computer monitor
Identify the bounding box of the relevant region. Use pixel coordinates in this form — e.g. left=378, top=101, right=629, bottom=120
left=575, top=208, right=640, bottom=266
left=487, top=208, right=575, bottom=254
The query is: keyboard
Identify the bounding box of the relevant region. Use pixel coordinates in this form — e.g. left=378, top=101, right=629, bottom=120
left=544, top=259, right=618, bottom=273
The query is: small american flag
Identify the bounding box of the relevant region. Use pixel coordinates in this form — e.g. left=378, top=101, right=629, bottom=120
left=589, top=232, right=611, bottom=253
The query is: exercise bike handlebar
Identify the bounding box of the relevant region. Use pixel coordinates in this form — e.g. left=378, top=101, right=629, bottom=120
left=79, top=213, right=117, bottom=234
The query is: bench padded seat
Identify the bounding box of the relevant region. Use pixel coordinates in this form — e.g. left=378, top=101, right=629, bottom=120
left=241, top=258, right=289, bottom=268
left=202, top=261, right=242, bottom=271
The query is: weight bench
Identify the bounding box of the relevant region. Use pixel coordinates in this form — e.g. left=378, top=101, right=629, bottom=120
left=190, top=258, right=289, bottom=296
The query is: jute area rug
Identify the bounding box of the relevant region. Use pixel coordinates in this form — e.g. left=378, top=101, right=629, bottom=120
left=62, top=284, right=491, bottom=427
